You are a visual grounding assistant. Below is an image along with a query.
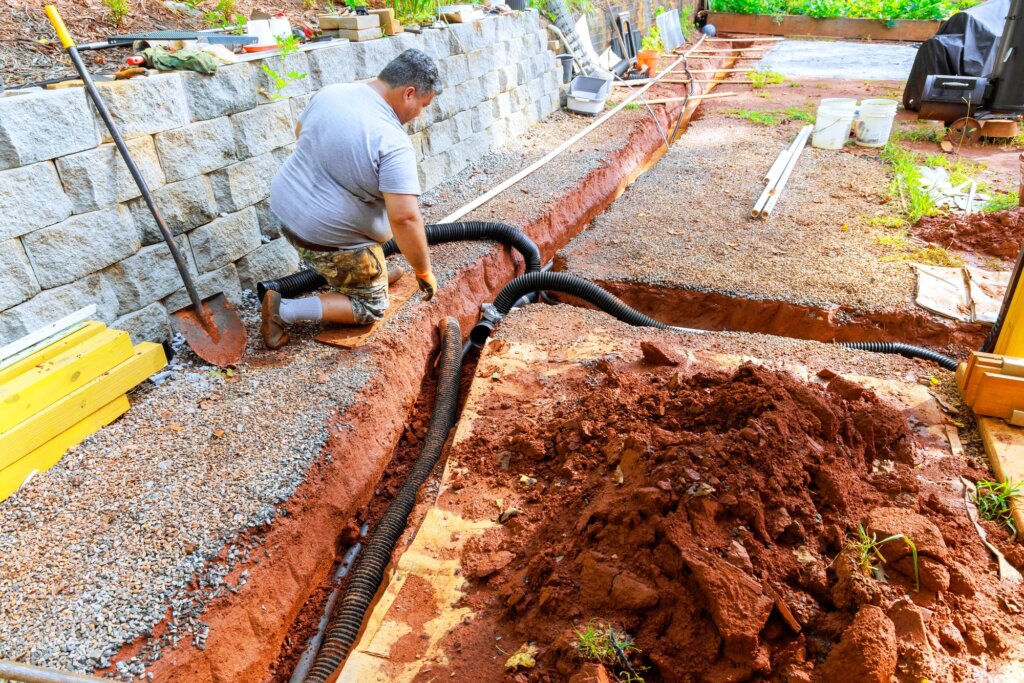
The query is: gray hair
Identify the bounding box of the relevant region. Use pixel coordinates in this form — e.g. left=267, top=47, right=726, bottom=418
left=378, top=49, right=442, bottom=96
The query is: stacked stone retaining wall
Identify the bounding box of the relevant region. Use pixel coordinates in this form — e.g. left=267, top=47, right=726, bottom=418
left=0, top=12, right=562, bottom=346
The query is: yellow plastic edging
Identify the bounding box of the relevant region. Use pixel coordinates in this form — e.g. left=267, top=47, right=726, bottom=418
left=0, top=395, right=130, bottom=503
left=0, top=328, right=133, bottom=432
left=0, top=343, right=165, bottom=469
left=0, top=321, right=106, bottom=386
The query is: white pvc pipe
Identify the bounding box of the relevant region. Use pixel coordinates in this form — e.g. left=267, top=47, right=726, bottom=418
left=440, top=33, right=709, bottom=224
left=761, top=124, right=813, bottom=218
left=0, top=660, right=107, bottom=683
left=752, top=130, right=806, bottom=216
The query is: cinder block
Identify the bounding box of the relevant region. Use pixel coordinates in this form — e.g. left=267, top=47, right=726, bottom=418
left=22, top=205, right=140, bottom=289
left=188, top=207, right=262, bottom=273
left=112, top=302, right=171, bottom=344
left=105, top=241, right=199, bottom=315
left=162, top=262, right=243, bottom=315
left=0, top=89, right=100, bottom=170
left=182, top=62, right=263, bottom=121
left=231, top=101, right=295, bottom=159
left=90, top=74, right=189, bottom=141
left=209, top=153, right=282, bottom=213
left=0, top=239, right=40, bottom=313
left=130, top=175, right=219, bottom=245
left=255, top=51, right=313, bottom=99
left=236, top=238, right=300, bottom=290
left=0, top=274, right=119, bottom=347
left=305, top=42, right=355, bottom=88
left=56, top=137, right=166, bottom=214
left=255, top=197, right=285, bottom=239
left=154, top=117, right=236, bottom=183
left=0, top=162, right=73, bottom=241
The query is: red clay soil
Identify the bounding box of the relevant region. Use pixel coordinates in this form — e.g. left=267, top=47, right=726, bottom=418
left=427, top=355, right=1024, bottom=682
left=914, top=208, right=1024, bottom=263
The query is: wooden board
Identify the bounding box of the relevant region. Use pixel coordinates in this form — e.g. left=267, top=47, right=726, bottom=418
left=0, top=328, right=134, bottom=432
left=0, top=396, right=130, bottom=503
left=315, top=276, right=419, bottom=349
left=977, top=416, right=1024, bottom=538
left=705, top=12, right=940, bottom=41
left=0, top=321, right=106, bottom=385
left=0, top=343, right=165, bottom=468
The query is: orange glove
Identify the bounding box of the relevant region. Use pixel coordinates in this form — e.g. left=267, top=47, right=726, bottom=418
left=416, top=270, right=438, bottom=301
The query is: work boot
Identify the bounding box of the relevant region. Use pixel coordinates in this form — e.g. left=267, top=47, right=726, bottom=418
left=261, top=290, right=290, bottom=350
left=387, top=260, right=407, bottom=286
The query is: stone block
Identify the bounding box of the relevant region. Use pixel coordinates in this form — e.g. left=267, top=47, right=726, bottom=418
left=105, top=241, right=200, bottom=315
left=112, top=302, right=171, bottom=344
left=424, top=118, right=457, bottom=157
left=183, top=62, right=263, bottom=121
left=409, top=131, right=427, bottom=161
left=209, top=153, right=282, bottom=213
left=351, top=38, right=404, bottom=81
left=306, top=42, right=356, bottom=88
left=528, top=77, right=545, bottom=103
left=432, top=89, right=458, bottom=120
left=467, top=49, right=491, bottom=79
left=516, top=61, right=529, bottom=86
left=162, top=263, right=242, bottom=315
left=0, top=89, right=100, bottom=170
left=56, top=137, right=166, bottom=214
left=453, top=110, right=474, bottom=142
left=155, top=117, right=237, bottom=183
left=188, top=207, right=262, bottom=273
left=255, top=198, right=285, bottom=239
left=0, top=239, right=40, bottom=313
left=511, top=84, right=529, bottom=112
left=130, top=176, right=219, bottom=245
left=90, top=75, right=189, bottom=141
left=255, top=52, right=313, bottom=99
left=0, top=274, right=119, bottom=346
left=445, top=21, right=490, bottom=52
left=289, top=93, right=315, bottom=124
left=507, top=110, right=529, bottom=138
left=440, top=54, right=469, bottom=85
left=23, top=206, right=139, bottom=289
left=0, top=162, right=73, bottom=241
left=458, top=131, right=492, bottom=167
left=231, top=101, right=295, bottom=159
left=236, top=238, right=300, bottom=290
left=417, top=153, right=449, bottom=192
left=497, top=64, right=518, bottom=91
left=414, top=26, right=451, bottom=59
left=471, top=102, right=494, bottom=133
left=482, top=70, right=501, bottom=100
left=272, top=143, right=296, bottom=165
left=494, top=92, right=512, bottom=119
left=489, top=117, right=509, bottom=149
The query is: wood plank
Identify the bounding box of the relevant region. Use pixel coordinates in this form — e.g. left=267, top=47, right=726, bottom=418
left=0, top=305, right=96, bottom=365
left=705, top=11, right=940, bottom=41
left=315, top=276, right=420, bottom=349
left=0, top=321, right=106, bottom=385
left=0, top=328, right=134, bottom=432
left=0, top=343, right=165, bottom=469
left=0, top=396, right=130, bottom=503
left=977, top=416, right=1024, bottom=539
left=644, top=92, right=739, bottom=105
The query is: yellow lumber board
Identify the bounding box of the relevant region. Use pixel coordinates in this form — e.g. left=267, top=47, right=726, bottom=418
left=977, top=416, right=1024, bottom=539
left=994, top=284, right=1024, bottom=357
left=0, top=343, right=165, bottom=469
left=0, top=395, right=130, bottom=503
left=0, top=328, right=134, bottom=432
left=0, top=321, right=106, bottom=385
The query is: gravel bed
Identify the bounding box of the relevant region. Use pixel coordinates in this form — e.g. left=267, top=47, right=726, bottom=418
left=561, top=115, right=918, bottom=313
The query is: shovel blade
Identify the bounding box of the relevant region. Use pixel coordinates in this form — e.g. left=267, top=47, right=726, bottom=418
left=171, top=293, right=247, bottom=367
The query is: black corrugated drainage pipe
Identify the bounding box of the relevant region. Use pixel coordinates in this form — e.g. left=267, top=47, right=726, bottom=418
left=469, top=271, right=705, bottom=348
left=839, top=341, right=959, bottom=372
left=257, top=221, right=541, bottom=300
left=302, top=317, right=463, bottom=683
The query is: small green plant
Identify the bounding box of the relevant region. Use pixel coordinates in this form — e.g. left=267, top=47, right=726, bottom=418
left=984, top=190, right=1020, bottom=212
left=849, top=523, right=920, bottom=591
left=708, top=0, right=980, bottom=22
left=921, top=153, right=986, bottom=186
left=725, top=106, right=813, bottom=125
left=103, top=0, right=131, bottom=25
left=882, top=142, right=938, bottom=223
left=974, top=479, right=1023, bottom=538
left=867, top=215, right=907, bottom=229
left=749, top=70, right=785, bottom=88
left=392, top=0, right=436, bottom=26
left=892, top=122, right=943, bottom=143
left=260, top=34, right=308, bottom=100
left=204, top=0, right=245, bottom=31
left=575, top=621, right=647, bottom=683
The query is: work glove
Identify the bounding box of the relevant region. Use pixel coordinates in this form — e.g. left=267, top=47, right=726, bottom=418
left=416, top=270, right=438, bottom=301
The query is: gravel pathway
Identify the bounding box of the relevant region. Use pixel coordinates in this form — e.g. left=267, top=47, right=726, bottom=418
left=561, top=115, right=918, bottom=313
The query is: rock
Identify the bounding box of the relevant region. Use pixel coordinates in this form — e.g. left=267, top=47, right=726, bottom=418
left=767, top=507, right=792, bottom=540
left=465, top=550, right=515, bottom=579
left=188, top=208, right=262, bottom=274
left=0, top=161, right=73, bottom=241
left=831, top=549, right=881, bottom=610
left=946, top=561, right=977, bottom=597
left=818, top=605, right=897, bottom=683
left=610, top=572, right=659, bottom=610
left=154, top=117, right=236, bottom=183
left=892, top=555, right=949, bottom=593
left=0, top=239, right=40, bottom=312
left=567, top=663, right=613, bottom=683
left=639, top=341, right=682, bottom=367
left=578, top=551, right=617, bottom=599
left=865, top=507, right=947, bottom=563
left=0, top=88, right=100, bottom=170
left=887, top=599, right=930, bottom=649
left=55, top=137, right=166, bottom=214
left=938, top=621, right=964, bottom=653
left=724, top=540, right=753, bottom=574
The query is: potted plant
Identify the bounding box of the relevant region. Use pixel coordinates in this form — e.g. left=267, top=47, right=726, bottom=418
left=638, top=25, right=663, bottom=77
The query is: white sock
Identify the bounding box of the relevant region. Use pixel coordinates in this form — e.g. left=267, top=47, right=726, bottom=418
left=279, top=297, right=323, bottom=324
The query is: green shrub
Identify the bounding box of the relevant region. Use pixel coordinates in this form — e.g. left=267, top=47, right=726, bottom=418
left=103, top=0, right=130, bottom=25
left=709, top=0, right=980, bottom=22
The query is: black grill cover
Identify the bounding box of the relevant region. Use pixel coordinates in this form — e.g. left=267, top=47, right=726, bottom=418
left=903, top=0, right=1010, bottom=110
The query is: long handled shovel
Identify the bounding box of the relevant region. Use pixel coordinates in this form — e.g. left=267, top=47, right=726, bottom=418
left=44, top=5, right=247, bottom=367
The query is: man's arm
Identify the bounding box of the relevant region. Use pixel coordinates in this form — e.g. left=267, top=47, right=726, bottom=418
left=383, top=192, right=436, bottom=298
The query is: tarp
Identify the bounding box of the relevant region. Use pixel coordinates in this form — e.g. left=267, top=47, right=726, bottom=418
left=903, top=0, right=1009, bottom=110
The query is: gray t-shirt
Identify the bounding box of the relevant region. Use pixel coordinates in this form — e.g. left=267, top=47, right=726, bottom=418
left=269, top=83, right=420, bottom=249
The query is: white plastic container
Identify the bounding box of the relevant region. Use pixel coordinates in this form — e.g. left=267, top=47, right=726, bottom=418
left=819, top=97, right=858, bottom=113
left=245, top=19, right=276, bottom=48
left=566, top=76, right=611, bottom=115
left=855, top=98, right=899, bottom=148
left=811, top=102, right=856, bottom=150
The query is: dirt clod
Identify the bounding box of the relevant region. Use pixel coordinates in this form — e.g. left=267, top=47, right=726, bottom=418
left=914, top=208, right=1024, bottom=261
left=819, top=605, right=898, bottom=683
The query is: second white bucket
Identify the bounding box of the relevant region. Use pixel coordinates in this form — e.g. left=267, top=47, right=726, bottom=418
left=855, top=99, right=899, bottom=147
left=812, top=101, right=856, bottom=150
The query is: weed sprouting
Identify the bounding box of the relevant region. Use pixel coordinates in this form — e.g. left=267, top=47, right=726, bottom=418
left=574, top=621, right=647, bottom=683
left=749, top=70, right=785, bottom=88
left=726, top=106, right=813, bottom=126
left=881, top=143, right=938, bottom=223
left=260, top=34, right=308, bottom=100
left=849, top=523, right=920, bottom=591
left=103, top=0, right=130, bottom=25
left=984, top=191, right=1020, bottom=212
left=974, top=479, right=1023, bottom=538
left=867, top=215, right=907, bottom=229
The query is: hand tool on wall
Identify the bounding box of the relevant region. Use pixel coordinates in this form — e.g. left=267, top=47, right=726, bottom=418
left=44, top=5, right=247, bottom=367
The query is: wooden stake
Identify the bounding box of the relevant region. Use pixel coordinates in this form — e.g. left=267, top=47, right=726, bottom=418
left=644, top=92, right=739, bottom=105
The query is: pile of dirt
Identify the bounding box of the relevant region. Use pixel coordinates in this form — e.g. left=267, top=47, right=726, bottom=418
left=443, top=354, right=1022, bottom=682
left=914, top=208, right=1024, bottom=262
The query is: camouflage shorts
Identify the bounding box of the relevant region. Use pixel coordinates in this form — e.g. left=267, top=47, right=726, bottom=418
left=289, top=240, right=390, bottom=325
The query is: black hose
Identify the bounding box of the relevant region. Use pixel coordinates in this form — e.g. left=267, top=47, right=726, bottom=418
left=303, top=317, right=463, bottom=683
left=470, top=271, right=672, bottom=347
left=258, top=221, right=541, bottom=300
left=839, top=341, right=959, bottom=372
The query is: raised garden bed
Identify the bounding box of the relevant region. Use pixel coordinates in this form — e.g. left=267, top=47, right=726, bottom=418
left=707, top=12, right=941, bottom=40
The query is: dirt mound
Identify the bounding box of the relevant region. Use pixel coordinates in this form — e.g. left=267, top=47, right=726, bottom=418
left=914, top=208, right=1024, bottom=261
left=444, top=358, right=1021, bottom=682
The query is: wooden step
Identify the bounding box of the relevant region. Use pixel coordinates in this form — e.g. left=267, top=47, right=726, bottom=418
left=0, top=321, right=106, bottom=385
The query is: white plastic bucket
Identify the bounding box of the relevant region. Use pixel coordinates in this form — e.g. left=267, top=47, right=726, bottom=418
left=812, top=103, right=856, bottom=150
left=820, top=97, right=858, bottom=113
left=855, top=99, right=899, bottom=148
left=245, top=20, right=276, bottom=47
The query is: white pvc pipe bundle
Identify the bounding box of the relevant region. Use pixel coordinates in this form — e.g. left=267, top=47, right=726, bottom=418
left=752, top=125, right=813, bottom=219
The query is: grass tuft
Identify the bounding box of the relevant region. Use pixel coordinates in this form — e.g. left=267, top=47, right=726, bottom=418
left=974, top=479, right=1022, bottom=538
left=726, top=106, right=814, bottom=126
left=575, top=621, right=647, bottom=682
left=849, top=523, right=920, bottom=591
left=881, top=143, right=939, bottom=223
left=103, top=0, right=130, bottom=25
left=749, top=70, right=785, bottom=88
left=984, top=191, right=1020, bottom=212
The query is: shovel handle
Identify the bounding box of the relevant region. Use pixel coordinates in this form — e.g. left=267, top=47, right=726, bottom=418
left=44, top=5, right=75, bottom=48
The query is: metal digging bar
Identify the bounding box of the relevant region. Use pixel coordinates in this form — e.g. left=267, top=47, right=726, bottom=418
left=43, top=5, right=247, bottom=367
